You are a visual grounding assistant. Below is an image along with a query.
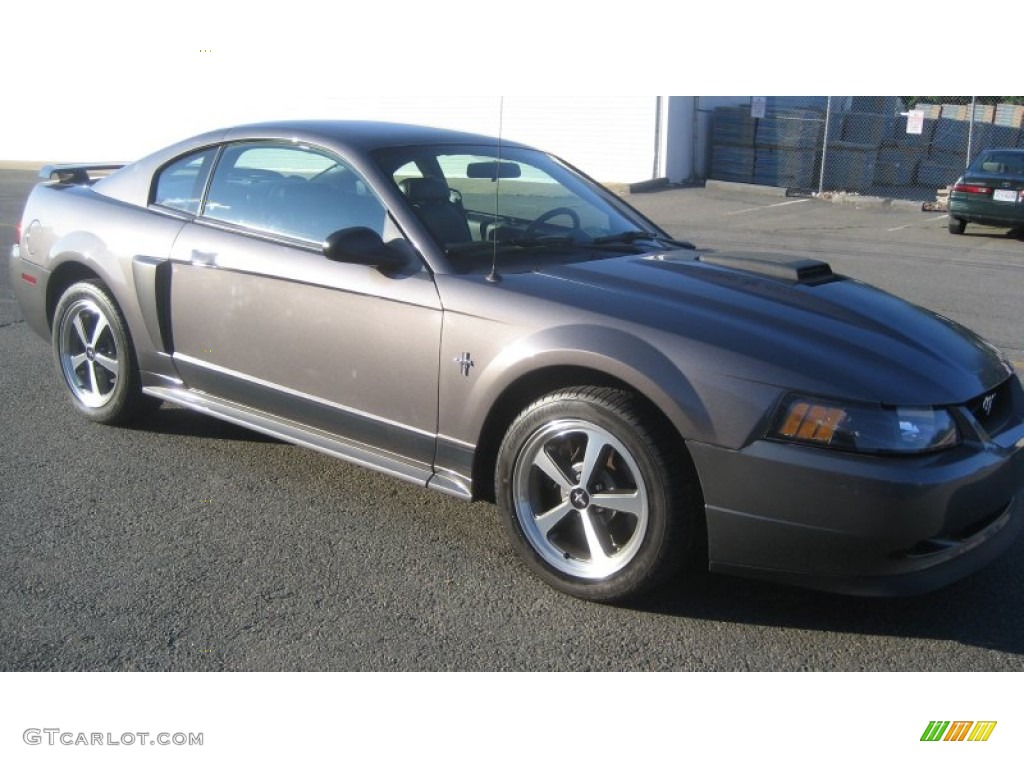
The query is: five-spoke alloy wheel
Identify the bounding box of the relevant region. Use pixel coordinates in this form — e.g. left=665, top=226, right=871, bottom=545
left=497, top=387, right=698, bottom=602
left=511, top=418, right=650, bottom=580
left=52, top=280, right=156, bottom=424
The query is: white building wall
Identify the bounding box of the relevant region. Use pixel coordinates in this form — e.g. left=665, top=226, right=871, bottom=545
left=2, top=94, right=660, bottom=184
left=3, top=93, right=747, bottom=185
left=344, top=97, right=659, bottom=183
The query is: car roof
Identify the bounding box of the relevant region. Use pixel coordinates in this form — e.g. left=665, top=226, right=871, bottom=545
left=94, top=120, right=530, bottom=206
left=221, top=120, right=525, bottom=152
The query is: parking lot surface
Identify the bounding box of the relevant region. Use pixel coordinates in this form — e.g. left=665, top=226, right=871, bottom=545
left=2, top=170, right=1022, bottom=671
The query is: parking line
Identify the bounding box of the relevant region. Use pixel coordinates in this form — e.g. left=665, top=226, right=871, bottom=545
left=724, top=199, right=810, bottom=216
left=886, top=215, right=947, bottom=232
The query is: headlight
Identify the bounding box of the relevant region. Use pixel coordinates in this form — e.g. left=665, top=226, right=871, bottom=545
left=769, top=395, right=960, bottom=455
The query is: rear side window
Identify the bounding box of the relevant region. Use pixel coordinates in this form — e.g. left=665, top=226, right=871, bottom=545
left=153, top=149, right=216, bottom=215
left=201, top=142, right=386, bottom=243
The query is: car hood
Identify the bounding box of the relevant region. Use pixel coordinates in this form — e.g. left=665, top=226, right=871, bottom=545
left=513, top=251, right=1011, bottom=405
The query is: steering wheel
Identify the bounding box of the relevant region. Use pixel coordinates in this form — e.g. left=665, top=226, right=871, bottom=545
left=523, top=207, right=582, bottom=237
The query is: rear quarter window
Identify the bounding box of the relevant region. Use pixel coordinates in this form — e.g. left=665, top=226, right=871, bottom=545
left=153, top=148, right=216, bottom=215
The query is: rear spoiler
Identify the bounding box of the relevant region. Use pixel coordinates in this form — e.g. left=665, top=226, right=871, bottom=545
left=40, top=163, right=127, bottom=184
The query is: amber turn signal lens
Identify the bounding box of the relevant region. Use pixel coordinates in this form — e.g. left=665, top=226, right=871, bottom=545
left=777, top=401, right=846, bottom=444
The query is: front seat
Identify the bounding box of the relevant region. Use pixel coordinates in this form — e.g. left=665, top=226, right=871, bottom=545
left=399, top=177, right=472, bottom=246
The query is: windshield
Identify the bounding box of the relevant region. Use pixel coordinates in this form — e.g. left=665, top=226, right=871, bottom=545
left=373, top=144, right=673, bottom=271
left=969, top=150, right=1024, bottom=176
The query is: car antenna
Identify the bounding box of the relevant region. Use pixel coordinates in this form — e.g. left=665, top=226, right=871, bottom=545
left=486, top=96, right=504, bottom=284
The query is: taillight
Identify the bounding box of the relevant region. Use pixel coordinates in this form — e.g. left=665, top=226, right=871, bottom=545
left=953, top=183, right=992, bottom=194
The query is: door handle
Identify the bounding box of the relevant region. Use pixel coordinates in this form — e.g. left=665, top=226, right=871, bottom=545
left=190, top=249, right=217, bottom=266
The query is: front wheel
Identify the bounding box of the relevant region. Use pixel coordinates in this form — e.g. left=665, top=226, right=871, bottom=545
left=495, top=387, right=699, bottom=602
left=52, top=280, right=158, bottom=424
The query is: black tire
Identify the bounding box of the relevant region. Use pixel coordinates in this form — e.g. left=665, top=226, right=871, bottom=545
left=948, top=216, right=966, bottom=234
left=495, top=386, right=700, bottom=602
left=51, top=280, right=159, bottom=425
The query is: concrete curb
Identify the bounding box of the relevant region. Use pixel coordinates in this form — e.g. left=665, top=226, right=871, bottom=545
left=824, top=195, right=925, bottom=212
left=891, top=198, right=928, bottom=212
left=704, top=179, right=930, bottom=212
left=0, top=161, right=47, bottom=171
left=628, top=177, right=670, bottom=194
left=704, top=179, right=790, bottom=198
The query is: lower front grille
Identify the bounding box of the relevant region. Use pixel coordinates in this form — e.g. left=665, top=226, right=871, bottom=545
left=896, top=502, right=1012, bottom=559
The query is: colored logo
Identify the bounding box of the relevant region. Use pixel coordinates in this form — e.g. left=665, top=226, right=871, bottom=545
left=921, top=721, right=997, bottom=742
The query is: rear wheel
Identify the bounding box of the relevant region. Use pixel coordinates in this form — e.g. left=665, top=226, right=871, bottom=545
left=495, top=386, right=699, bottom=602
left=948, top=216, right=966, bottom=234
left=52, top=280, right=158, bottom=424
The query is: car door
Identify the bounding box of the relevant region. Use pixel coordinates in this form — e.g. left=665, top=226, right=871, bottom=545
left=166, top=141, right=442, bottom=469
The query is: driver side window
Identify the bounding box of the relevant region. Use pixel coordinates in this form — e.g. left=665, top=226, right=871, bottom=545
left=203, top=143, right=386, bottom=244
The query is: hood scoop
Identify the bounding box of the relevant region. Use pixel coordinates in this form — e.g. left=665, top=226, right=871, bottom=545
left=697, top=252, right=836, bottom=286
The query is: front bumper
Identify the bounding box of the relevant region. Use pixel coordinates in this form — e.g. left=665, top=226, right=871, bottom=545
left=689, top=376, right=1024, bottom=596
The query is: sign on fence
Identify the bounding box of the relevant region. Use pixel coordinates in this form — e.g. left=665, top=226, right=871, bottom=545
left=906, top=110, right=925, bottom=135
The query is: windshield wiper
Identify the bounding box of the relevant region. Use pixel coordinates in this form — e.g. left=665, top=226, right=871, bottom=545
left=592, top=230, right=660, bottom=244
left=507, top=235, right=577, bottom=248
left=443, top=235, right=578, bottom=260
left=592, top=230, right=696, bottom=249
left=444, top=235, right=577, bottom=259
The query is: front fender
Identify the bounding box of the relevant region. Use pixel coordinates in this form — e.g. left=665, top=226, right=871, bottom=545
left=437, top=317, right=720, bottom=455
left=479, top=324, right=715, bottom=443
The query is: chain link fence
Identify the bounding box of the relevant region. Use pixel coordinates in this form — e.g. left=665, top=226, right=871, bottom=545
left=708, top=97, right=1024, bottom=201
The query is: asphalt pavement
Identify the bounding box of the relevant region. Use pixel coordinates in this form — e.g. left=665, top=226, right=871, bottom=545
left=1, top=170, right=1022, bottom=671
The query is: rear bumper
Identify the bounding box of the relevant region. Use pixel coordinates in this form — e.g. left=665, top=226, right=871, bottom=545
left=949, top=196, right=1024, bottom=228
left=689, top=384, right=1024, bottom=596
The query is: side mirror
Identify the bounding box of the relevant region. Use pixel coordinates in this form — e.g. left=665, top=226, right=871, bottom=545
left=322, top=227, right=407, bottom=269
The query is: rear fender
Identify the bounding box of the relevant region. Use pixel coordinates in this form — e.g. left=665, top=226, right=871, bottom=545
left=45, top=231, right=179, bottom=379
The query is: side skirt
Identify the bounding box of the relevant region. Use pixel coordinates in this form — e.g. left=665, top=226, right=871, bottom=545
left=143, top=385, right=473, bottom=500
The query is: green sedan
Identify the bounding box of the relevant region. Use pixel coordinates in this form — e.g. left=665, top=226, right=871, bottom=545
left=948, top=148, right=1024, bottom=234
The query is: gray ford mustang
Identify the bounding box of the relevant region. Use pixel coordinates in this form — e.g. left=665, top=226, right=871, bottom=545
left=10, top=120, right=1024, bottom=601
